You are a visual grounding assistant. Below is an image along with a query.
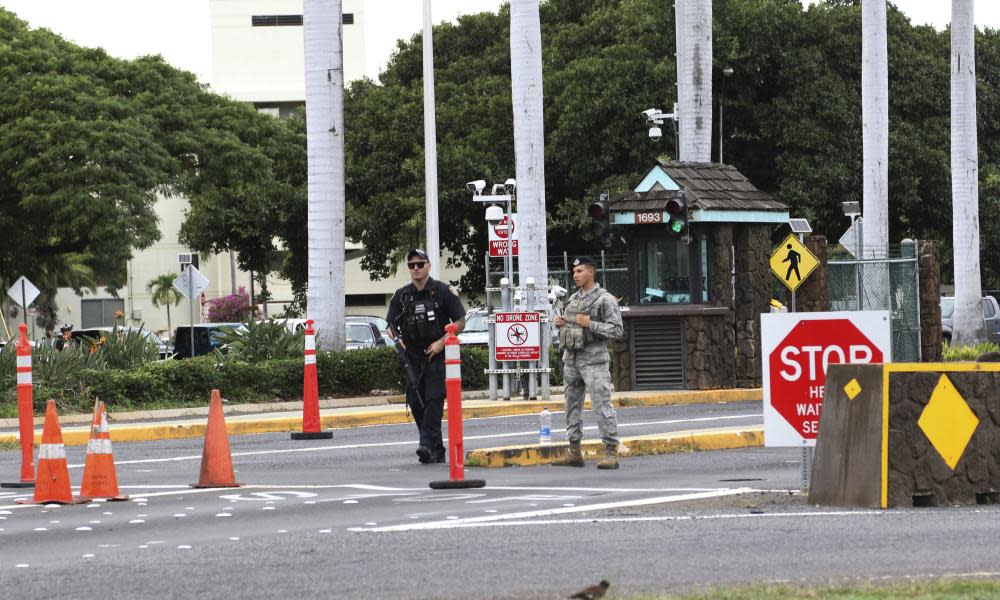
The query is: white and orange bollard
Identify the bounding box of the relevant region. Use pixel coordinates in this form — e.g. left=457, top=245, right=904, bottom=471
left=430, top=323, right=485, bottom=489
left=291, top=319, right=332, bottom=440
left=2, top=323, right=35, bottom=489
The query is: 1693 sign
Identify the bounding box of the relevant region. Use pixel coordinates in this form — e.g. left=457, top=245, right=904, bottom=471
left=635, top=212, right=663, bottom=224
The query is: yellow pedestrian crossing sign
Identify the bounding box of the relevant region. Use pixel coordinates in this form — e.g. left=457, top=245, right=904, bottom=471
left=770, top=234, right=819, bottom=292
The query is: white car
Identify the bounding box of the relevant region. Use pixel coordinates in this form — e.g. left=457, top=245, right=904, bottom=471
left=458, top=309, right=489, bottom=347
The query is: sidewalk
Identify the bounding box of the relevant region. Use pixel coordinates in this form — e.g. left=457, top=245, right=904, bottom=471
left=0, top=388, right=762, bottom=447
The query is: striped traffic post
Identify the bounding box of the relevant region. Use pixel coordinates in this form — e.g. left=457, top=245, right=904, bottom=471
left=430, top=323, right=485, bottom=489
left=2, top=323, right=34, bottom=488
left=291, top=319, right=332, bottom=440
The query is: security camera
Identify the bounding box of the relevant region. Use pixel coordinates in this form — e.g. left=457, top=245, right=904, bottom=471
left=504, top=178, right=516, bottom=193
left=642, top=108, right=658, bottom=121
left=649, top=126, right=662, bottom=142
left=466, top=180, right=486, bottom=194
left=548, top=285, right=568, bottom=300
left=491, top=183, right=506, bottom=195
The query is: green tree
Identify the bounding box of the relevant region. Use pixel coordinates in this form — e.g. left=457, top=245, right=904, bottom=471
left=339, top=0, right=1000, bottom=293
left=0, top=8, right=314, bottom=316
left=146, top=274, right=183, bottom=336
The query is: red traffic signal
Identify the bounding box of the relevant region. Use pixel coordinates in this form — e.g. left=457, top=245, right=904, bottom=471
left=588, top=194, right=611, bottom=240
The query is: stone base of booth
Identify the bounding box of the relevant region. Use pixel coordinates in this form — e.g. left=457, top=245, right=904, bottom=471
left=810, top=362, right=1000, bottom=508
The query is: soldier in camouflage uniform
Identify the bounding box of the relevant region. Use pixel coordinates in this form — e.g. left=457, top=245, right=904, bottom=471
left=553, top=256, right=624, bottom=469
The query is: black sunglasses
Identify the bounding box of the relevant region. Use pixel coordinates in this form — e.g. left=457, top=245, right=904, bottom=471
left=407, top=261, right=427, bottom=270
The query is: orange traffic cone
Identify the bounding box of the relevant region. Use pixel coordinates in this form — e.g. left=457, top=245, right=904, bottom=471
left=19, top=400, right=76, bottom=504
left=79, top=400, right=128, bottom=501
left=192, top=389, right=241, bottom=488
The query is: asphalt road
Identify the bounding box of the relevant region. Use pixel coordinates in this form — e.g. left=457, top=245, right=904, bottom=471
left=1, top=402, right=999, bottom=599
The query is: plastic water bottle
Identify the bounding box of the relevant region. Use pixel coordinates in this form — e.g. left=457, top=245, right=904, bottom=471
left=539, top=408, right=552, bottom=445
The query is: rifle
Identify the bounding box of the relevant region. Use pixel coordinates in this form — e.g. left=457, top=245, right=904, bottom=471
left=388, top=325, right=425, bottom=409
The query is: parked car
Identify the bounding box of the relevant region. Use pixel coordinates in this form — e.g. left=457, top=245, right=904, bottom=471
left=350, top=315, right=393, bottom=344
left=344, top=317, right=387, bottom=351
left=173, top=323, right=244, bottom=358
left=458, top=308, right=489, bottom=347
left=71, top=326, right=170, bottom=359
left=940, top=296, right=1000, bottom=344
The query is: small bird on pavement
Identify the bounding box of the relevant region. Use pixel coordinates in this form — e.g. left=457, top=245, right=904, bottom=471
left=569, top=580, right=610, bottom=599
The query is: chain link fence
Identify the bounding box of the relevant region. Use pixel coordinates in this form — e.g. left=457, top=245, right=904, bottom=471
left=828, top=244, right=921, bottom=361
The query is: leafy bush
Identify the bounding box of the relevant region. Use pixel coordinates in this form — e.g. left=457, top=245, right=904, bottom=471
left=214, top=319, right=305, bottom=362
left=1, top=339, right=509, bottom=416
left=942, top=341, right=1000, bottom=362
left=204, top=287, right=253, bottom=322
left=78, top=323, right=160, bottom=369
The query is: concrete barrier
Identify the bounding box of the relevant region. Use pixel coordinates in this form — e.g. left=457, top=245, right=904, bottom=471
left=810, top=363, right=1000, bottom=508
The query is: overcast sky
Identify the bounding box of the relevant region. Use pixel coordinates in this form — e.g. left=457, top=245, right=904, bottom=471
left=1, top=1, right=998, bottom=85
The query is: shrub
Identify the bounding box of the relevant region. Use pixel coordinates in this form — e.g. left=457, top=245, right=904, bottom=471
left=204, top=287, right=253, bottom=322
left=3, top=342, right=502, bottom=416
left=215, top=319, right=305, bottom=362
left=79, top=323, right=160, bottom=369
left=943, top=341, right=1000, bottom=362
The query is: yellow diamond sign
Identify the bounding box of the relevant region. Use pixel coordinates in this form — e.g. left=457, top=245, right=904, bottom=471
left=917, top=374, right=979, bottom=470
left=769, top=234, right=819, bottom=292
left=844, top=378, right=861, bottom=401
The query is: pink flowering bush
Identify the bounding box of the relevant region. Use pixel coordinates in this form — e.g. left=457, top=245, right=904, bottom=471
left=204, top=287, right=253, bottom=322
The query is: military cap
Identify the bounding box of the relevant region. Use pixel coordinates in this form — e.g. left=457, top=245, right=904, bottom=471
left=572, top=256, right=597, bottom=268
left=407, top=248, right=430, bottom=261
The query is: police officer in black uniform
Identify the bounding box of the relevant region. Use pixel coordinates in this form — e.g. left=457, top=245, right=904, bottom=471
left=386, top=249, right=466, bottom=464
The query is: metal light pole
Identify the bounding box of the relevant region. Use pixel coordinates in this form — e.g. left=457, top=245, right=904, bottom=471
left=719, top=66, right=733, bottom=163
left=422, top=0, right=441, bottom=278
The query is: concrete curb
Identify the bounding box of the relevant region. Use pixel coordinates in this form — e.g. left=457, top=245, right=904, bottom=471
left=0, top=389, right=763, bottom=447
left=464, top=425, right=765, bottom=467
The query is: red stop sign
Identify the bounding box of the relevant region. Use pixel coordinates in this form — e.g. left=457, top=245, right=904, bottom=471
left=768, top=319, right=883, bottom=440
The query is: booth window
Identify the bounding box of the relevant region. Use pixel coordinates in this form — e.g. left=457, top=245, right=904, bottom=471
left=637, top=237, right=708, bottom=304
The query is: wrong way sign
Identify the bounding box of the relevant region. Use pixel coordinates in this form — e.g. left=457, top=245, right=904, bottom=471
left=488, top=214, right=519, bottom=257
left=761, top=311, right=891, bottom=447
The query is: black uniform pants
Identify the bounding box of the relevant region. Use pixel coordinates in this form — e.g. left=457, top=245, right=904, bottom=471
left=406, top=353, right=447, bottom=458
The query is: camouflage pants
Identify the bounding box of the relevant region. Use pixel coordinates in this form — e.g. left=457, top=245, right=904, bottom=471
left=563, top=359, right=618, bottom=447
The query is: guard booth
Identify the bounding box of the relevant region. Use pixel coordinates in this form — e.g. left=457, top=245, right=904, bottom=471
left=609, top=160, right=788, bottom=391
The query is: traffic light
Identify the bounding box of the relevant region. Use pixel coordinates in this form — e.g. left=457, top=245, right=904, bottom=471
left=588, top=193, right=611, bottom=240
left=665, top=190, right=689, bottom=242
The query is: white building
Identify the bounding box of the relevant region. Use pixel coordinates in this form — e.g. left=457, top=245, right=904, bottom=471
left=47, top=0, right=467, bottom=339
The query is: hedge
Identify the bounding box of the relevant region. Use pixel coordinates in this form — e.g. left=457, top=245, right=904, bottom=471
left=0, top=345, right=565, bottom=416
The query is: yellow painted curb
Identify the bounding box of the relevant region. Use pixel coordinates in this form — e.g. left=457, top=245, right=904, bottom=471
left=464, top=425, right=765, bottom=467
left=613, top=388, right=762, bottom=407
left=0, top=389, right=762, bottom=447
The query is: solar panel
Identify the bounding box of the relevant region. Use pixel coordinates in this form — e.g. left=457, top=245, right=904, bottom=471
left=788, top=218, right=812, bottom=234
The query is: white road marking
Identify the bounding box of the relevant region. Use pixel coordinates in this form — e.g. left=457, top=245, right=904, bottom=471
left=350, top=488, right=757, bottom=532
left=75, top=527, right=92, bottom=531
left=62, top=414, right=761, bottom=469
left=82, top=554, right=94, bottom=558
left=466, top=494, right=582, bottom=504
left=177, top=545, right=192, bottom=549
left=372, top=509, right=891, bottom=530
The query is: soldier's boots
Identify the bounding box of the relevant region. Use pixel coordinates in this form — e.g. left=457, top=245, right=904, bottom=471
left=553, top=442, right=585, bottom=467
left=596, top=445, right=619, bottom=470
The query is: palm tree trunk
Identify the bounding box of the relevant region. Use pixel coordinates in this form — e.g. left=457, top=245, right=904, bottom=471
left=951, top=0, right=986, bottom=345
left=510, top=0, right=548, bottom=288
left=304, top=0, right=347, bottom=351
left=676, top=0, right=712, bottom=162
left=166, top=304, right=172, bottom=338
left=862, top=0, right=889, bottom=259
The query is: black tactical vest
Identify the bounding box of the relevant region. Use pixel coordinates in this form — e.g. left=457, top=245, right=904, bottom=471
left=398, top=283, right=443, bottom=347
